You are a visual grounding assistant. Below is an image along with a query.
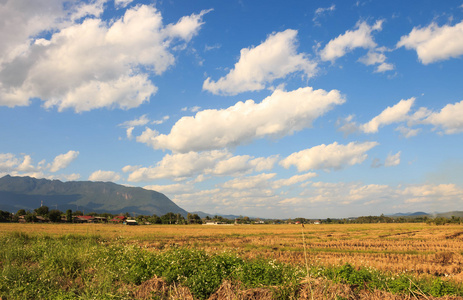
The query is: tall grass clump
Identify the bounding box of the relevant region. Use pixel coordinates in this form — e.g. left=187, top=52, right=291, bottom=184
left=310, top=263, right=463, bottom=297
left=0, top=233, right=301, bottom=299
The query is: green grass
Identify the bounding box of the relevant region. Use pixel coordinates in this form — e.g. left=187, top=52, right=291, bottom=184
left=1, top=232, right=462, bottom=299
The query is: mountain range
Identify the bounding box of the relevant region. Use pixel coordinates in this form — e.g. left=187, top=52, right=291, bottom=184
left=0, top=175, right=187, bottom=216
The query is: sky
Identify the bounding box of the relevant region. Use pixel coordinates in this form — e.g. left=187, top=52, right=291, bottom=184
left=1, top=0, right=463, bottom=219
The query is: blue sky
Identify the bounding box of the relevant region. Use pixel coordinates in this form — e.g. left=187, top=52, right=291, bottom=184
left=1, top=0, right=463, bottom=218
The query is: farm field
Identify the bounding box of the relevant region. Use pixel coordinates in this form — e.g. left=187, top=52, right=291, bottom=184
left=1, top=222, right=463, bottom=299
left=2, top=222, right=463, bottom=278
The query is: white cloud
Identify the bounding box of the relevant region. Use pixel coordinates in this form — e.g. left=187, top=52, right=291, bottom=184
left=203, top=29, right=317, bottom=95
left=385, top=151, right=401, bottom=167
left=320, top=20, right=383, bottom=62
left=165, top=9, right=212, bottom=42
left=17, top=155, right=37, bottom=172
left=114, top=0, right=133, bottom=9
left=222, top=173, right=276, bottom=190
left=0, top=153, right=20, bottom=172
left=358, top=51, right=394, bottom=72
left=152, top=116, right=170, bottom=125
left=144, top=183, right=195, bottom=195
left=119, top=114, right=150, bottom=128
left=157, top=177, right=463, bottom=218
left=360, top=98, right=415, bottom=133
left=337, top=115, right=359, bottom=135
left=48, top=150, right=79, bottom=172
left=88, top=170, right=121, bottom=182
left=137, top=87, right=344, bottom=153
left=397, top=21, right=463, bottom=64
left=280, top=141, right=378, bottom=172
left=273, top=172, right=317, bottom=189
left=395, top=125, right=421, bottom=138
left=0, top=4, right=209, bottom=111
left=401, top=184, right=463, bottom=203
left=119, top=114, right=155, bottom=139
left=424, top=100, right=463, bottom=134
left=61, top=173, right=81, bottom=181
left=0, top=151, right=79, bottom=178
left=0, top=0, right=105, bottom=65
left=124, top=150, right=275, bottom=181
left=342, top=98, right=463, bottom=137
left=300, top=181, right=391, bottom=205
left=375, top=62, right=394, bottom=73
left=313, top=5, right=336, bottom=26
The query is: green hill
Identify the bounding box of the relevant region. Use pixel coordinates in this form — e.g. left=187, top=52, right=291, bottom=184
left=0, top=175, right=187, bottom=216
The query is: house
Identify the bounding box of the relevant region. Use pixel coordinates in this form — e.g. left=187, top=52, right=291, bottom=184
left=35, top=216, right=48, bottom=223
left=109, top=216, right=127, bottom=223
left=124, top=219, right=138, bottom=225
left=93, top=216, right=107, bottom=223
left=74, top=216, right=95, bottom=223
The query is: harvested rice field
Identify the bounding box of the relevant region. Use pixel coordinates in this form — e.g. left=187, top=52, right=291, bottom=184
left=1, top=223, right=463, bottom=299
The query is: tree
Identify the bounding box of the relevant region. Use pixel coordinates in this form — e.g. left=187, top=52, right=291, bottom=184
left=49, top=210, right=62, bottom=222
left=24, top=213, right=37, bottom=223
left=35, top=206, right=49, bottom=217
left=148, top=214, right=162, bottom=224
left=187, top=213, right=202, bottom=224
left=16, top=209, right=27, bottom=216
left=66, top=209, right=73, bottom=223
left=0, top=210, right=11, bottom=222
left=161, top=212, right=176, bottom=224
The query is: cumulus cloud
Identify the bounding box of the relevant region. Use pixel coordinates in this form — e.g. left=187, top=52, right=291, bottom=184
left=423, top=100, right=463, bottom=134
left=280, top=141, right=378, bottom=172
left=156, top=177, right=463, bottom=218
left=144, top=182, right=195, bottom=195
left=0, top=151, right=79, bottom=178
left=137, top=87, right=344, bottom=153
left=119, top=114, right=151, bottom=139
left=320, top=20, right=383, bottom=62
left=397, top=21, right=463, bottom=64
left=203, top=29, right=317, bottom=95
left=358, top=50, right=394, bottom=72
left=273, top=172, right=317, bottom=189
left=297, top=181, right=391, bottom=205
left=340, top=98, right=463, bottom=137
left=0, top=0, right=104, bottom=66
left=385, top=151, right=401, bottom=167
left=0, top=4, right=209, bottom=111
left=0, top=153, right=20, bottom=172
left=360, top=98, right=415, bottom=133
left=88, top=170, right=121, bottom=182
left=401, top=184, right=463, bottom=203
left=48, top=150, right=79, bottom=172
left=279, top=181, right=463, bottom=214
left=222, top=173, right=276, bottom=190
left=124, top=150, right=276, bottom=182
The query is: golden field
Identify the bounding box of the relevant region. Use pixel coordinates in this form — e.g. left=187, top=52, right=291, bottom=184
left=2, top=222, right=463, bottom=281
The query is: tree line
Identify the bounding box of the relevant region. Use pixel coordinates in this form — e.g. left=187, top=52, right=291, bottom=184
left=0, top=206, right=241, bottom=224
left=0, top=207, right=461, bottom=225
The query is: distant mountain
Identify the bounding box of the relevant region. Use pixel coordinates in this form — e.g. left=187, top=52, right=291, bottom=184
left=0, top=175, right=187, bottom=217
left=190, top=211, right=255, bottom=220
left=433, top=211, right=463, bottom=218
left=388, top=212, right=429, bottom=217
